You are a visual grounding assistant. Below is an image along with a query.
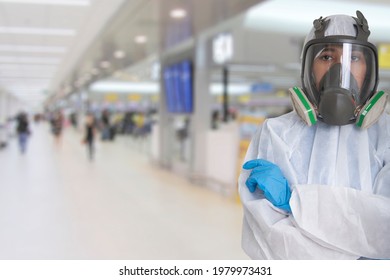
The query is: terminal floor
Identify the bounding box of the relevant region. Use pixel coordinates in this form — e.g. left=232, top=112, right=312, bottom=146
left=0, top=122, right=248, bottom=260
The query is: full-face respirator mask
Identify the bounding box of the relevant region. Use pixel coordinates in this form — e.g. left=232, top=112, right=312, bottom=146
left=289, top=11, right=388, bottom=128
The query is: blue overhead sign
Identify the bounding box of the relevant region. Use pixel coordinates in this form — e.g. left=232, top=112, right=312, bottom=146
left=250, top=83, right=274, bottom=93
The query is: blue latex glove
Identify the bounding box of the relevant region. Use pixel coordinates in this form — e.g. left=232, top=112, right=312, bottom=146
left=243, top=159, right=292, bottom=213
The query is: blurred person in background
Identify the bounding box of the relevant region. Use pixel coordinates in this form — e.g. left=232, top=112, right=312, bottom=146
left=239, top=11, right=390, bottom=259
left=211, top=110, right=220, bottom=130
left=50, top=110, right=64, bottom=147
left=70, top=112, right=78, bottom=129
left=100, top=109, right=111, bottom=141
left=16, top=111, right=30, bottom=154
left=123, top=111, right=135, bottom=135
left=82, top=113, right=97, bottom=161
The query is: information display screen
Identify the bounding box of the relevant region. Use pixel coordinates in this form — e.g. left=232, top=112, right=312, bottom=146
left=163, top=60, right=193, bottom=113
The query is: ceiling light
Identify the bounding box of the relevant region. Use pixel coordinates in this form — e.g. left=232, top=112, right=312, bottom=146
left=170, top=8, right=187, bottom=18
left=114, top=50, right=125, bottom=59
left=0, top=0, right=90, bottom=6
left=0, top=26, right=75, bottom=36
left=135, top=35, right=147, bottom=44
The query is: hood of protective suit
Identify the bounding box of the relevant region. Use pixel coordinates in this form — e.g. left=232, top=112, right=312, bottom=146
left=299, top=11, right=380, bottom=126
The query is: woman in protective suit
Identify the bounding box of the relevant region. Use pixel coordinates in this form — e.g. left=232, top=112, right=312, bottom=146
left=239, top=11, right=390, bottom=259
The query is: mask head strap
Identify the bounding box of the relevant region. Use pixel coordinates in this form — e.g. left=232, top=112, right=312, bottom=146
left=353, top=10, right=370, bottom=41
left=313, top=16, right=329, bottom=39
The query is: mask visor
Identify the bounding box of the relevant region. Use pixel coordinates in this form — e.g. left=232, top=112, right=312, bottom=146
left=303, top=42, right=377, bottom=107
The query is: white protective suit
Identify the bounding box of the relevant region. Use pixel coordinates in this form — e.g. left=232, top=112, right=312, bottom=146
left=239, top=111, right=390, bottom=259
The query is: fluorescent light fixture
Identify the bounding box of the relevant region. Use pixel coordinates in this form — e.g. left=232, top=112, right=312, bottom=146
left=0, top=44, right=66, bottom=53
left=170, top=8, right=187, bottom=18
left=210, top=83, right=251, bottom=95
left=135, top=35, right=147, bottom=44
left=0, top=55, right=61, bottom=64
left=89, top=81, right=159, bottom=94
left=0, top=0, right=90, bottom=6
left=0, top=26, right=75, bottom=36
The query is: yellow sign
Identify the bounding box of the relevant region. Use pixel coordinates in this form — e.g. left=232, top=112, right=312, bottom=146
left=379, top=44, right=390, bottom=69
left=128, top=94, right=141, bottom=101
left=238, top=95, right=250, bottom=103
left=104, top=93, right=118, bottom=102
left=238, top=115, right=265, bottom=124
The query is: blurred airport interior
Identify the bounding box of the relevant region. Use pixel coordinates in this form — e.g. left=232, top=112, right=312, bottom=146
left=1, top=0, right=390, bottom=259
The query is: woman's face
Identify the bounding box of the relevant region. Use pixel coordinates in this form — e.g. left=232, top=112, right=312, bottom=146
left=312, top=44, right=367, bottom=90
